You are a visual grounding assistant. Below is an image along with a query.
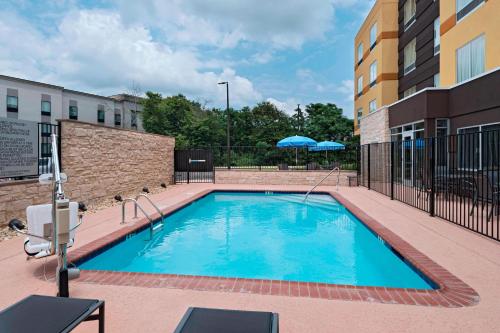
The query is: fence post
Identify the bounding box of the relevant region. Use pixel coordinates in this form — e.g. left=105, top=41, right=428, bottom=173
left=367, top=144, right=371, bottom=190
left=57, top=121, right=62, bottom=171
left=390, top=141, right=394, bottom=200
left=187, top=152, right=190, bottom=184
left=429, top=137, right=435, bottom=217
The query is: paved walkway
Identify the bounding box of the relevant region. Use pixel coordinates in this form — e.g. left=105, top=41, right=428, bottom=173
left=0, top=184, right=499, bottom=332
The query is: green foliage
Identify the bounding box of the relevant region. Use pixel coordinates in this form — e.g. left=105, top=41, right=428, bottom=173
left=141, top=92, right=356, bottom=148
left=304, top=103, right=354, bottom=143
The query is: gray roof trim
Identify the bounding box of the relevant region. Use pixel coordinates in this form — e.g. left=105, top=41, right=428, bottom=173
left=0, top=74, right=63, bottom=90
left=63, top=88, right=117, bottom=101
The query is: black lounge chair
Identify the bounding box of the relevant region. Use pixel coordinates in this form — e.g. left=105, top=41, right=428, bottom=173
left=0, top=295, right=105, bottom=333
left=174, top=307, right=279, bottom=333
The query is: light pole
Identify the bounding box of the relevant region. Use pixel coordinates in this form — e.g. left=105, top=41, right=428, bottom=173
left=218, top=81, right=230, bottom=169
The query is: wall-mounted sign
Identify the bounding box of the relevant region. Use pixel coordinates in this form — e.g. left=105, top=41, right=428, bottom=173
left=0, top=117, right=39, bottom=178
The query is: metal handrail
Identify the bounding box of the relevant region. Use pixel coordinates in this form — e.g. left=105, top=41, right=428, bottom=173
left=303, top=167, right=341, bottom=202
left=135, top=194, right=165, bottom=230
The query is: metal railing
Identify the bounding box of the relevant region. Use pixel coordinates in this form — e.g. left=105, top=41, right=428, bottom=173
left=207, top=146, right=359, bottom=171
left=360, top=129, right=500, bottom=242
left=304, top=167, right=340, bottom=201
left=135, top=194, right=165, bottom=231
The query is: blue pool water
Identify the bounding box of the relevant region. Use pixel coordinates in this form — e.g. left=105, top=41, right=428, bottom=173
left=79, top=192, right=435, bottom=289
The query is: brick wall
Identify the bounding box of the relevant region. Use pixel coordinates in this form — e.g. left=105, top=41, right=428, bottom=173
left=0, top=120, right=174, bottom=226
left=0, top=180, right=52, bottom=227
left=60, top=120, right=175, bottom=206
left=215, top=170, right=358, bottom=186
left=360, top=107, right=390, bottom=145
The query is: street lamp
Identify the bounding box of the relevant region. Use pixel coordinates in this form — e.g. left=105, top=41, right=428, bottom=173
left=218, top=81, right=230, bottom=169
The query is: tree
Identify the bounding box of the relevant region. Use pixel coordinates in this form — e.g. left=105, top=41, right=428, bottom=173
left=303, top=103, right=354, bottom=143
left=142, top=93, right=200, bottom=141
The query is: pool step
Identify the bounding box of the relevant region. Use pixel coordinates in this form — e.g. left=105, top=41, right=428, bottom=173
left=272, top=195, right=344, bottom=213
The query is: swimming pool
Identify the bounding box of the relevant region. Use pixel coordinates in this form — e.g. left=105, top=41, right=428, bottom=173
left=79, top=191, right=435, bottom=289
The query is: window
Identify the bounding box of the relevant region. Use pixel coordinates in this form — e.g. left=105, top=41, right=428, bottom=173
left=115, top=113, right=121, bottom=126
left=482, top=124, right=500, bottom=170
left=131, top=111, right=137, bottom=127
left=357, top=108, right=363, bottom=124
left=434, top=18, right=440, bottom=55
left=436, top=119, right=449, bottom=168
left=369, top=61, right=377, bottom=86
left=404, top=39, right=416, bottom=75
left=404, top=0, right=416, bottom=30
left=457, top=0, right=485, bottom=21
left=6, top=95, right=18, bottom=112
left=369, top=99, right=377, bottom=113
left=434, top=73, right=440, bottom=87
left=97, top=110, right=105, bottom=123
left=370, top=23, right=377, bottom=49
left=69, top=106, right=78, bottom=120
left=457, top=123, right=500, bottom=170
left=41, top=123, right=52, bottom=136
left=357, top=76, right=363, bottom=96
left=403, top=86, right=417, bottom=97
left=41, top=143, right=52, bottom=158
left=41, top=101, right=51, bottom=115
left=456, top=35, right=485, bottom=83
left=357, top=43, right=363, bottom=64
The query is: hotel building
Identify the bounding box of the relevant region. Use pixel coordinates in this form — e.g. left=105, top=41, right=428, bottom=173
left=355, top=0, right=500, bottom=142
left=0, top=75, right=144, bottom=131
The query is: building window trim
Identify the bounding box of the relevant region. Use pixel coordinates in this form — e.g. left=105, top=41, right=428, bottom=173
left=114, top=113, right=122, bottom=126
left=6, top=95, right=18, bottom=113
left=403, top=0, right=417, bottom=31
left=41, top=101, right=51, bottom=116
left=369, top=99, right=377, bottom=113
left=456, top=0, right=485, bottom=22
left=97, top=110, right=105, bottom=123
left=69, top=106, right=78, bottom=120
left=357, top=108, right=363, bottom=125
left=357, top=76, right=364, bottom=97
left=456, top=34, right=485, bottom=83
left=369, top=61, right=377, bottom=87
left=457, top=122, right=500, bottom=171
left=434, top=17, right=440, bottom=55
left=369, top=23, right=377, bottom=50
left=357, top=43, right=364, bottom=65
left=403, top=39, right=417, bottom=76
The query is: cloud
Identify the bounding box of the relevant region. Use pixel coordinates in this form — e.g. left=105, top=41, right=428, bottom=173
left=266, top=97, right=300, bottom=115
left=0, top=9, right=261, bottom=107
left=335, top=79, right=354, bottom=100
left=114, top=0, right=336, bottom=49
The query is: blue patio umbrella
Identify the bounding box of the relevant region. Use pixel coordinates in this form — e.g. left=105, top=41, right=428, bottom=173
left=277, top=135, right=317, bottom=148
left=308, top=141, right=345, bottom=163
left=308, top=141, right=345, bottom=152
left=277, top=135, right=317, bottom=166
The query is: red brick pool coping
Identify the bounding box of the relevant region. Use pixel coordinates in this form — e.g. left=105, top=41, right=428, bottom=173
left=46, top=189, right=479, bottom=307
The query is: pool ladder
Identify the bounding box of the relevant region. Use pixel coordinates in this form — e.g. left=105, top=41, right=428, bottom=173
left=303, top=167, right=340, bottom=202
left=121, top=194, right=165, bottom=238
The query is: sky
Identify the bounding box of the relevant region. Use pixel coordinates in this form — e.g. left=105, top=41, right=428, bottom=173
left=0, top=0, right=374, bottom=118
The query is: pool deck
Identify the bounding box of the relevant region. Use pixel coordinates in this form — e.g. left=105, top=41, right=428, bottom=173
left=1, top=184, right=500, bottom=332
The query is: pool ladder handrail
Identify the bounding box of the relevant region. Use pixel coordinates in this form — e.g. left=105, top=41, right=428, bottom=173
left=135, top=194, right=165, bottom=232
left=121, top=198, right=156, bottom=238
left=303, top=167, right=341, bottom=202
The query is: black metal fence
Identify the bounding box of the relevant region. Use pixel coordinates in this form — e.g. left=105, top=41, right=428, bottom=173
left=174, top=149, right=214, bottom=183
left=360, top=129, right=500, bottom=242
left=207, top=146, right=359, bottom=171
left=38, top=123, right=61, bottom=176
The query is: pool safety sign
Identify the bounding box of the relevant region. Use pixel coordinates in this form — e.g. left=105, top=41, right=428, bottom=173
left=0, top=117, right=39, bottom=178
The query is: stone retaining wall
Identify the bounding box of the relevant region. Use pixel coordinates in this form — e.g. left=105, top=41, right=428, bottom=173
left=215, top=170, right=358, bottom=186
left=0, top=120, right=174, bottom=226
